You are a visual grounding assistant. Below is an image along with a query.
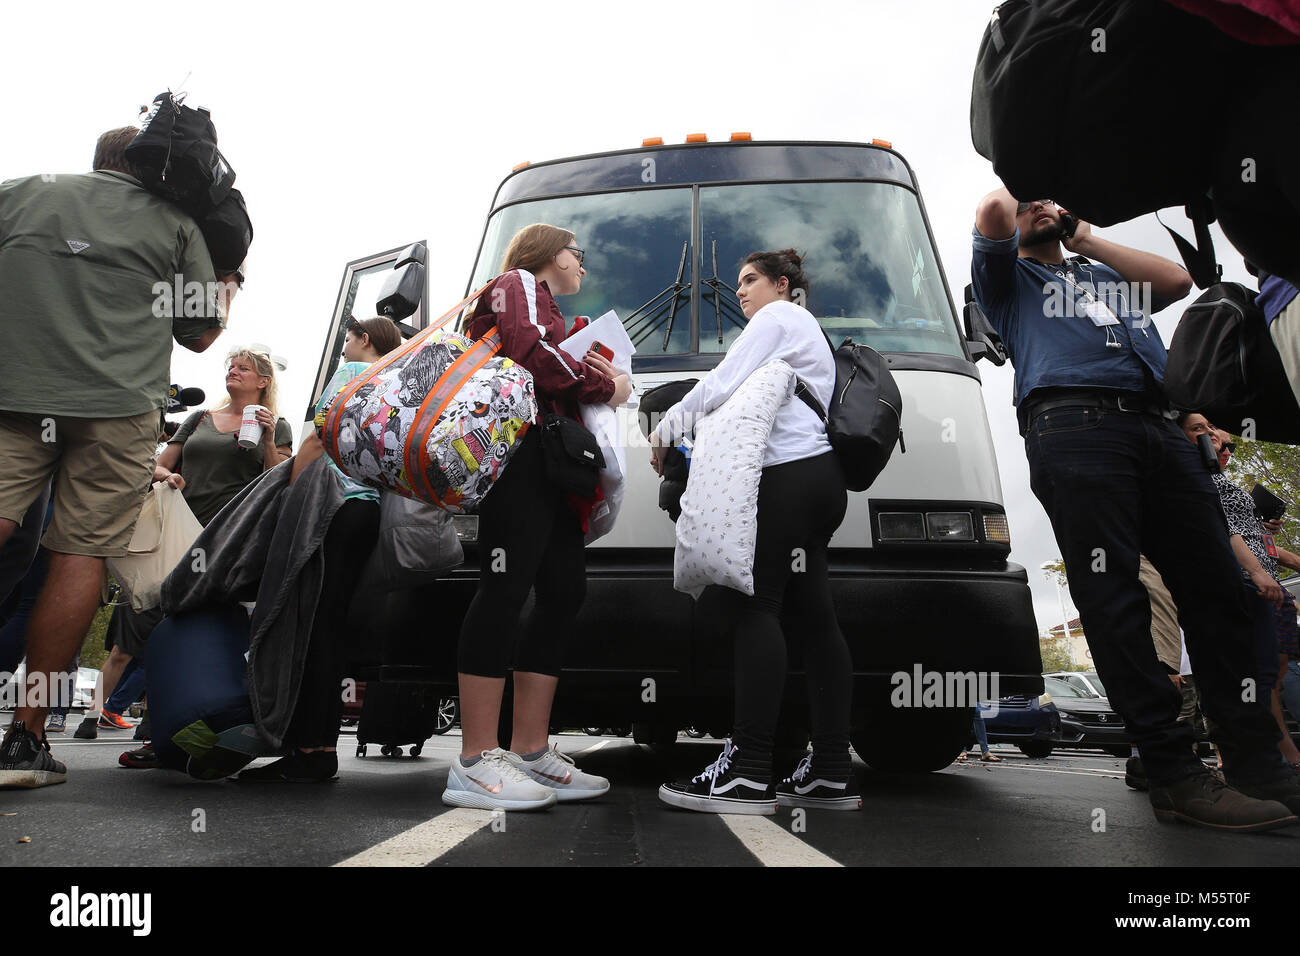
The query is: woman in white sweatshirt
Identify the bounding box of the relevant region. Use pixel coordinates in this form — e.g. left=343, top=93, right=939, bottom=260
left=651, top=249, right=859, bottom=815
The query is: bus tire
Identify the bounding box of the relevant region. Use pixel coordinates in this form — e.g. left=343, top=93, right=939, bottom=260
left=851, top=707, right=971, bottom=773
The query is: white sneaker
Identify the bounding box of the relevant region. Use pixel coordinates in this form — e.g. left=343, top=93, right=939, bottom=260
left=508, top=744, right=610, bottom=802
left=442, top=749, right=558, bottom=811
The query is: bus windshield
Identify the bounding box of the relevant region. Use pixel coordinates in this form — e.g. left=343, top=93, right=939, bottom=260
left=469, top=178, right=962, bottom=360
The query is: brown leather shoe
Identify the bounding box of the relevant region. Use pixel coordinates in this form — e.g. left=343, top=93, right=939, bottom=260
left=1235, top=772, right=1300, bottom=817
left=1149, top=771, right=1297, bottom=832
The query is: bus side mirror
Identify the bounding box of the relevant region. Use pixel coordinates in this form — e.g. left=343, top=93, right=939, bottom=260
left=963, top=284, right=1007, bottom=367
left=376, top=254, right=426, bottom=322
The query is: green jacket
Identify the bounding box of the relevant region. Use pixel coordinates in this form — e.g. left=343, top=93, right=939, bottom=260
left=0, top=170, right=219, bottom=418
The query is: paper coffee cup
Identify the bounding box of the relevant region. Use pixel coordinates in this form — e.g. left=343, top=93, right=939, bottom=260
left=238, top=405, right=267, bottom=449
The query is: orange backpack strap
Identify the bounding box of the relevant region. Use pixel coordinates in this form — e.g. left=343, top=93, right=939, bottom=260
left=321, top=280, right=496, bottom=464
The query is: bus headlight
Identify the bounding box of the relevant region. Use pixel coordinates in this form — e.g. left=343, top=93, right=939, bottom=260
left=926, top=512, right=974, bottom=541
left=878, top=512, right=927, bottom=541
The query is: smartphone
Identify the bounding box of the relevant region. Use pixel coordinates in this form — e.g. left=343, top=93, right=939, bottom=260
left=1059, top=212, right=1079, bottom=239
left=589, top=341, right=614, bottom=362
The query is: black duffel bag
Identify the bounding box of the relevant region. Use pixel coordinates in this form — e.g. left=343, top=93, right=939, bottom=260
left=970, top=1, right=1300, bottom=289
left=796, top=339, right=904, bottom=493
left=539, top=413, right=605, bottom=497
left=1164, top=281, right=1300, bottom=443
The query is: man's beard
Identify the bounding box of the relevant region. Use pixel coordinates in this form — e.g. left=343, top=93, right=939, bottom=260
left=1021, top=221, right=1064, bottom=247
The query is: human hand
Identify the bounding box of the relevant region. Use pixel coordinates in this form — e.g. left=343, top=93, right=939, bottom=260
left=1060, top=210, right=1091, bottom=254
left=164, top=472, right=186, bottom=491
left=1169, top=674, right=1185, bottom=689
left=649, top=442, right=667, bottom=477
left=256, top=407, right=276, bottom=445
left=584, top=352, right=618, bottom=379
left=1262, top=517, right=1284, bottom=535
left=1251, top=567, right=1283, bottom=604
left=607, top=374, right=632, bottom=408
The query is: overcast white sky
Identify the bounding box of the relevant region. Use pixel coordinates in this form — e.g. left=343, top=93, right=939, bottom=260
left=0, top=0, right=1255, bottom=638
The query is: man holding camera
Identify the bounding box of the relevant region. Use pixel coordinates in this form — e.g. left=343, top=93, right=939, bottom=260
left=0, top=127, right=233, bottom=789
left=972, top=187, right=1300, bottom=831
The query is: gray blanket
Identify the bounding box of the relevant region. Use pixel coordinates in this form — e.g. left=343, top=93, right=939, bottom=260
left=161, top=456, right=345, bottom=749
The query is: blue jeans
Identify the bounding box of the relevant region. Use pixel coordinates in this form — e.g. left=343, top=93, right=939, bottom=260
left=971, top=712, right=990, bottom=754
left=1025, top=407, right=1287, bottom=786
left=1282, top=662, right=1300, bottom=726
left=105, top=656, right=146, bottom=714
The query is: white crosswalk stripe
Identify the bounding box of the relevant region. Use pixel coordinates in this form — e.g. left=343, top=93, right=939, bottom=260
left=720, top=814, right=842, bottom=867
left=334, top=809, right=495, bottom=867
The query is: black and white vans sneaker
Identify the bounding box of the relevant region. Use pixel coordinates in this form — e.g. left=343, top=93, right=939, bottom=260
left=658, top=740, right=776, bottom=815
left=775, top=753, right=862, bottom=810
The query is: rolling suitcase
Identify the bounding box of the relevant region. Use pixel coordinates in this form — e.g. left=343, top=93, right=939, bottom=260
left=354, top=678, right=444, bottom=758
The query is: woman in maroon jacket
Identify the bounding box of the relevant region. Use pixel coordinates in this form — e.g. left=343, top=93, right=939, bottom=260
left=442, top=223, right=632, bottom=812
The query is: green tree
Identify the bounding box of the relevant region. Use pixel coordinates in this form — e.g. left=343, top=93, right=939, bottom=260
left=1222, top=431, right=1300, bottom=576
left=1039, top=634, right=1074, bottom=672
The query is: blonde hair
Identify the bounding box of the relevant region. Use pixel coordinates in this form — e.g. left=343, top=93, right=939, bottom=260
left=214, top=347, right=280, bottom=417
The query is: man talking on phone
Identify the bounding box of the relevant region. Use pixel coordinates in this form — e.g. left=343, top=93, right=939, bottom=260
left=971, top=186, right=1300, bottom=831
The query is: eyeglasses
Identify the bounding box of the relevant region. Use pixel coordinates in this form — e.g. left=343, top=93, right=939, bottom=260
left=1016, top=199, right=1057, bottom=214
left=564, top=245, right=586, bottom=266
left=1222, top=441, right=1237, bottom=453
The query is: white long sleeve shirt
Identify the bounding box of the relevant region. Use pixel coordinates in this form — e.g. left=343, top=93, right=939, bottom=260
left=654, top=299, right=835, bottom=467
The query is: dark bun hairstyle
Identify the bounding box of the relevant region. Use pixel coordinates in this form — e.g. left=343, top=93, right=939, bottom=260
left=742, top=248, right=810, bottom=303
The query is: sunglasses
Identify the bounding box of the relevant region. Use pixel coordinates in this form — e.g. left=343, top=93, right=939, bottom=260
left=1221, top=440, right=1237, bottom=453
left=1017, top=199, right=1057, bottom=214
left=564, top=245, right=586, bottom=266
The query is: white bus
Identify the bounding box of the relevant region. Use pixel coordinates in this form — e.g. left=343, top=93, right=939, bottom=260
left=310, top=137, right=1041, bottom=770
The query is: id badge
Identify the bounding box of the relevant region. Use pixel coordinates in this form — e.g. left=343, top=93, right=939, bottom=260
left=1265, top=534, right=1279, bottom=558
left=1083, top=299, right=1119, bottom=326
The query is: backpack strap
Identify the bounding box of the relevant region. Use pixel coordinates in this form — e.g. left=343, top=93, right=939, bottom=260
left=1158, top=196, right=1223, bottom=290
left=794, top=378, right=827, bottom=423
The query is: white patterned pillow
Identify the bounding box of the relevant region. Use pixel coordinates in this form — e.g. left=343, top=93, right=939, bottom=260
left=673, top=360, right=795, bottom=599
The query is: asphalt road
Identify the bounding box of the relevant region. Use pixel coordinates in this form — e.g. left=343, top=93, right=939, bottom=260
left=3, top=727, right=1298, bottom=868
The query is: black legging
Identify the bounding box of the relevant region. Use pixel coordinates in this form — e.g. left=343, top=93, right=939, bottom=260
left=457, top=429, right=586, bottom=678
left=285, top=498, right=380, bottom=749
left=718, top=451, right=852, bottom=765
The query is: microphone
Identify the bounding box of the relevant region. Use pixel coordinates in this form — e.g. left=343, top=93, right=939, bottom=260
left=167, top=384, right=206, bottom=412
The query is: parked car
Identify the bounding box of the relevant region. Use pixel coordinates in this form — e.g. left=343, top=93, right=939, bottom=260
left=978, top=691, right=1061, bottom=758
left=1044, top=670, right=1108, bottom=699
left=1045, top=676, right=1130, bottom=757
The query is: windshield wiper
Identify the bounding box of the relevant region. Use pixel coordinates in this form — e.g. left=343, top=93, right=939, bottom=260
left=701, top=239, right=746, bottom=344
left=622, top=241, right=690, bottom=352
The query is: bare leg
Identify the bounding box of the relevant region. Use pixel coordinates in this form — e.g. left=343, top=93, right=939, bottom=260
left=458, top=673, right=506, bottom=759
left=510, top=671, right=558, bottom=756
left=12, top=553, right=103, bottom=735
left=96, top=645, right=132, bottom=713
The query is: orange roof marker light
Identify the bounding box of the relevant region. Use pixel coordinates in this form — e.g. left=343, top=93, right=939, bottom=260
left=512, top=160, right=531, bottom=171
left=685, top=133, right=708, bottom=143
left=642, top=137, right=663, bottom=147
left=730, top=132, right=752, bottom=141
left=872, top=138, right=893, bottom=148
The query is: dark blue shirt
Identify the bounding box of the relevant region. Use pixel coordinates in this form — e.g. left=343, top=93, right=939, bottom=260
left=1257, top=274, right=1298, bottom=326
left=971, top=227, right=1172, bottom=425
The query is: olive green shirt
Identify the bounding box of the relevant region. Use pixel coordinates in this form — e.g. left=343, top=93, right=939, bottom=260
left=171, top=410, right=294, bottom=526
left=0, top=170, right=219, bottom=418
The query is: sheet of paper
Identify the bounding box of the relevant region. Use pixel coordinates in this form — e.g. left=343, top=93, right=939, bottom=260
left=559, top=311, right=636, bottom=375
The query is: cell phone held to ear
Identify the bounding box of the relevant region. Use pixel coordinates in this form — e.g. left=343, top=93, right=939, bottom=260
left=1059, top=212, right=1079, bottom=240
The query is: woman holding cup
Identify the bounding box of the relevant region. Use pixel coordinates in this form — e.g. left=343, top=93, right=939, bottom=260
left=154, top=347, right=293, bottom=525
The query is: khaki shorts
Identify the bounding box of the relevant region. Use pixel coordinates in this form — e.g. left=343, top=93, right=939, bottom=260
left=1271, top=294, right=1300, bottom=409
left=0, top=410, right=160, bottom=558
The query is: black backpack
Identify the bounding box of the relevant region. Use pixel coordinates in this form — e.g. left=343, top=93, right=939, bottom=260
left=795, top=339, right=904, bottom=493
left=197, top=187, right=253, bottom=274
left=1164, top=282, right=1300, bottom=443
